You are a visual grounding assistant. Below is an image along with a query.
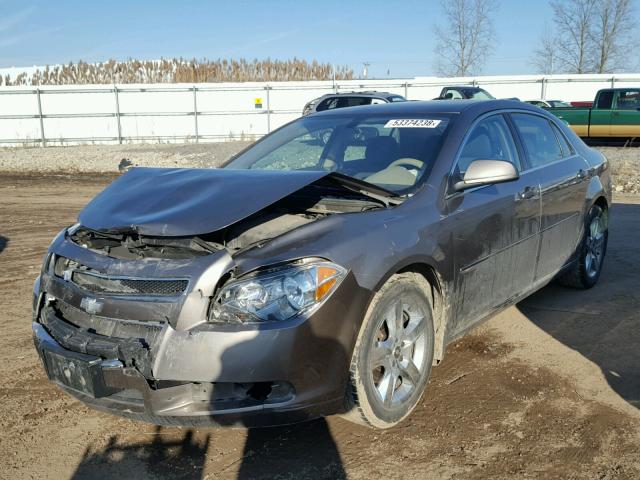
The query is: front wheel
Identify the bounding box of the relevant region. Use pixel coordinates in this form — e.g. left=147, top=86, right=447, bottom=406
left=557, top=204, right=608, bottom=289
left=345, top=273, right=434, bottom=429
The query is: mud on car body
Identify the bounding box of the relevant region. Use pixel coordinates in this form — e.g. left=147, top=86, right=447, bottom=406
left=33, top=100, right=611, bottom=428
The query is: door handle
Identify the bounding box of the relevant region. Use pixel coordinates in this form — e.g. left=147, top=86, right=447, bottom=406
left=518, top=186, right=538, bottom=200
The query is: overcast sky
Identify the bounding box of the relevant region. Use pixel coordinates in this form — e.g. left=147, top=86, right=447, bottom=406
left=0, top=0, right=605, bottom=77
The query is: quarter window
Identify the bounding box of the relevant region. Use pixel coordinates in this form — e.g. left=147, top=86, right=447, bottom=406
left=511, top=113, right=563, bottom=168
left=456, top=114, right=520, bottom=175
left=549, top=122, right=575, bottom=157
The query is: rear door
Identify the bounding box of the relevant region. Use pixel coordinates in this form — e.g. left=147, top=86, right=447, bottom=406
left=510, top=112, right=590, bottom=283
left=446, top=113, right=540, bottom=334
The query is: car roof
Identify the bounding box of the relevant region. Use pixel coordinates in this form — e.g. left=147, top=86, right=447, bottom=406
left=443, top=86, right=487, bottom=91
left=597, top=88, right=638, bottom=92
left=318, top=91, right=401, bottom=99
left=307, top=99, right=538, bottom=117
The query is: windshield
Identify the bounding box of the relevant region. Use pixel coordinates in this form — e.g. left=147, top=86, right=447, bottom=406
left=224, top=113, right=456, bottom=195
left=549, top=100, right=571, bottom=107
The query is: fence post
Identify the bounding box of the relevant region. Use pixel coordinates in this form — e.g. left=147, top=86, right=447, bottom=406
left=36, top=87, right=45, bottom=147
left=541, top=77, right=547, bottom=100
left=404, top=81, right=409, bottom=99
left=266, top=85, right=271, bottom=134
left=611, top=76, right=616, bottom=88
left=192, top=85, right=199, bottom=143
left=332, top=66, right=336, bottom=93
left=114, top=85, right=122, bottom=144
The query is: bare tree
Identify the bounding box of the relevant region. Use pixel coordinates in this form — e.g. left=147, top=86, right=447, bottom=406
left=531, top=23, right=558, bottom=74
left=550, top=0, right=597, bottom=73
left=590, top=0, right=635, bottom=73
left=434, top=0, right=499, bottom=77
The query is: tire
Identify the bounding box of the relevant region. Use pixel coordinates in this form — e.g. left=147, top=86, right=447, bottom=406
left=557, top=204, right=608, bottom=289
left=344, top=272, right=435, bottom=429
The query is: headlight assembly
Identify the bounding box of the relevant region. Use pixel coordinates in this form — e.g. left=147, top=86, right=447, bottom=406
left=209, top=261, right=347, bottom=324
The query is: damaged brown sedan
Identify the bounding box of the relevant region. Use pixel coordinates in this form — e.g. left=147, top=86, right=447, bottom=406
left=33, top=100, right=611, bottom=428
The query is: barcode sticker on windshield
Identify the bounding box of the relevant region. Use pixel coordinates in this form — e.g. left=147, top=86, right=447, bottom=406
left=384, top=119, right=442, bottom=128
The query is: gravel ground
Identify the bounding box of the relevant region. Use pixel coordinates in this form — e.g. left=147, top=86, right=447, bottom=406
left=606, top=146, right=640, bottom=194
left=0, top=142, right=639, bottom=193
left=0, top=142, right=252, bottom=173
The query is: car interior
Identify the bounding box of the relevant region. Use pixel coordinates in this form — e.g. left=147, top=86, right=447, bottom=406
left=320, top=125, right=447, bottom=190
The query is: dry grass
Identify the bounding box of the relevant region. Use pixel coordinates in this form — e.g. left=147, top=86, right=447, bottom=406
left=0, top=58, right=354, bottom=86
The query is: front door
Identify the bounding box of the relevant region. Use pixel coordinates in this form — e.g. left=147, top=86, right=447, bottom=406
left=590, top=90, right=614, bottom=137
left=445, top=113, right=540, bottom=334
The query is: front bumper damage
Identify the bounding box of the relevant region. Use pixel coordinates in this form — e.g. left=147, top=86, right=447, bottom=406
left=33, top=233, right=369, bottom=427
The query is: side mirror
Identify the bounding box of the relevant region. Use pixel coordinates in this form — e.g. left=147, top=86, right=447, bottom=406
left=454, top=160, right=519, bottom=191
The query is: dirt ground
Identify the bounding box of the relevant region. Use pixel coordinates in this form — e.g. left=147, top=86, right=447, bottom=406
left=0, top=173, right=639, bottom=480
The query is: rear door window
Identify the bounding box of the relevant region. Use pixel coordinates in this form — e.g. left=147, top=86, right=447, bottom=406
left=511, top=113, right=564, bottom=168
left=344, top=97, right=373, bottom=107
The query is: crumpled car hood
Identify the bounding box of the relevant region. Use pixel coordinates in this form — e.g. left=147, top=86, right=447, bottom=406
left=78, top=167, right=331, bottom=236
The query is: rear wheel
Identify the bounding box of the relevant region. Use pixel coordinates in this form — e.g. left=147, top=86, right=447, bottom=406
left=345, top=273, right=434, bottom=429
left=557, top=204, right=608, bottom=289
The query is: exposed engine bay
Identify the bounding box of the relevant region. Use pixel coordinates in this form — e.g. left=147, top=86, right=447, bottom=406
left=69, top=181, right=385, bottom=260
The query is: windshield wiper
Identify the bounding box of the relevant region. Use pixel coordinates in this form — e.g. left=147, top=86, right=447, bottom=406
left=324, top=172, right=404, bottom=207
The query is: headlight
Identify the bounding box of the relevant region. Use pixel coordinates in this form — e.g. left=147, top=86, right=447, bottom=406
left=209, top=261, right=347, bottom=324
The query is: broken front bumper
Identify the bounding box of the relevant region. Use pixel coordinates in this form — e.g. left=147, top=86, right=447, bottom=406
left=33, top=257, right=369, bottom=427
left=33, top=321, right=341, bottom=427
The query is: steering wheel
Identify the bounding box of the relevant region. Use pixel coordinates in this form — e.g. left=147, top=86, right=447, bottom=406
left=387, top=158, right=424, bottom=170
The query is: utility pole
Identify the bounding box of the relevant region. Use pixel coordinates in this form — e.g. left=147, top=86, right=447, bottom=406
left=362, top=62, right=370, bottom=79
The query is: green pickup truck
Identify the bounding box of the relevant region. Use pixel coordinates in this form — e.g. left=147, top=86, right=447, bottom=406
left=546, top=88, right=640, bottom=139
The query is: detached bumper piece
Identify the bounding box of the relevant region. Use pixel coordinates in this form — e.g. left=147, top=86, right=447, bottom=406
left=39, top=305, right=155, bottom=378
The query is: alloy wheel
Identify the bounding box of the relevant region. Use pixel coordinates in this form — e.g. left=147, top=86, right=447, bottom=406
left=584, top=207, right=607, bottom=279
left=370, top=300, right=427, bottom=408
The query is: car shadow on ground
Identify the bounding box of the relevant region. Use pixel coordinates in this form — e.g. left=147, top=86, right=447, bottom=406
left=234, top=419, right=346, bottom=480
left=71, top=426, right=211, bottom=479
left=517, top=201, right=640, bottom=409
left=0, top=236, right=8, bottom=254
left=71, top=315, right=348, bottom=479
left=70, top=419, right=345, bottom=480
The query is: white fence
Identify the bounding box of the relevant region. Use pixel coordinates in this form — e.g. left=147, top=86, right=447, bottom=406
left=1, top=73, right=639, bottom=146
